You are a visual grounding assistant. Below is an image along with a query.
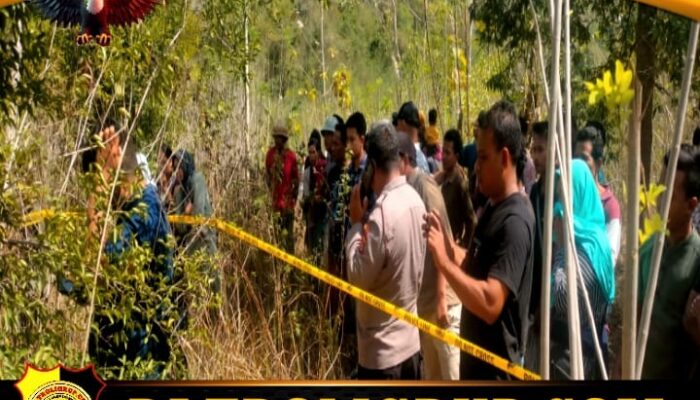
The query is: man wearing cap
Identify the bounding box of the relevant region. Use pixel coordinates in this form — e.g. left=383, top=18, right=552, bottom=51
left=265, top=123, right=300, bottom=253
left=321, top=114, right=343, bottom=168
left=396, top=101, right=431, bottom=174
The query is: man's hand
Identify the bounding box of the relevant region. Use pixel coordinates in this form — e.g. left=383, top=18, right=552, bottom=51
left=88, top=211, right=104, bottom=237
left=349, top=184, right=367, bottom=225
left=358, top=223, right=369, bottom=253
left=436, top=296, right=449, bottom=327
left=98, top=126, right=118, bottom=165
left=423, top=210, right=450, bottom=270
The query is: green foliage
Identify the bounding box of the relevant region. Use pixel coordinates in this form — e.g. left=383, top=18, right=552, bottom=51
left=471, top=0, right=695, bottom=125
left=0, top=124, right=219, bottom=379
left=0, top=5, right=49, bottom=124
left=1, top=166, right=218, bottom=379
left=5, top=0, right=695, bottom=380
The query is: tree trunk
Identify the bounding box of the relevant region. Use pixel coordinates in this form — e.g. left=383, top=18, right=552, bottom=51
left=636, top=4, right=656, bottom=185
left=423, top=0, right=440, bottom=117
left=391, top=0, right=402, bottom=104
left=4, top=19, right=23, bottom=192
left=451, top=0, right=462, bottom=132
left=243, top=0, right=250, bottom=162
left=622, top=73, right=644, bottom=380
left=465, top=1, right=471, bottom=133
left=320, top=1, right=327, bottom=97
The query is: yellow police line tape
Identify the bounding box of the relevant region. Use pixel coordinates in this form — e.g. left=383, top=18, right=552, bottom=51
left=21, top=209, right=541, bottom=381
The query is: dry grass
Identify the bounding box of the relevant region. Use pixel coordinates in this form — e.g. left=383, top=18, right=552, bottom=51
left=1, top=74, right=352, bottom=379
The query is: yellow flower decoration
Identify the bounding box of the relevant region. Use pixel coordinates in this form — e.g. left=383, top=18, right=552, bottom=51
left=640, top=183, right=666, bottom=210
left=639, top=183, right=667, bottom=244
left=584, top=60, right=634, bottom=111
left=332, top=66, right=352, bottom=110
left=288, top=117, right=302, bottom=137
left=639, top=213, right=666, bottom=245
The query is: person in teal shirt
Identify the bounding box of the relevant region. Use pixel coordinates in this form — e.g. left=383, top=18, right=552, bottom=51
left=639, top=144, right=700, bottom=379
left=549, top=159, right=614, bottom=379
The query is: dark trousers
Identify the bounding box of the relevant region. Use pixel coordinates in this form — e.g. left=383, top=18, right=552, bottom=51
left=357, top=352, right=422, bottom=380
left=89, top=315, right=170, bottom=379
left=274, top=210, right=295, bottom=254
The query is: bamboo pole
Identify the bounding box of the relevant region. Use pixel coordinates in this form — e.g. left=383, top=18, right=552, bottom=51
left=530, top=0, right=551, bottom=376
left=531, top=0, right=549, bottom=104
left=541, top=0, right=564, bottom=380
left=635, top=21, right=700, bottom=379
left=465, top=0, right=471, bottom=130
left=562, top=0, right=584, bottom=380
left=564, top=0, right=572, bottom=165
left=549, top=0, right=555, bottom=36
left=556, top=91, right=585, bottom=380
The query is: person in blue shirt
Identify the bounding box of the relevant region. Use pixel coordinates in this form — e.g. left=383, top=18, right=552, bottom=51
left=61, top=122, right=174, bottom=378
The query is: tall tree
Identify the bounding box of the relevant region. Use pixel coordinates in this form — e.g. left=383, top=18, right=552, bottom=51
left=473, top=0, right=693, bottom=173
left=636, top=5, right=656, bottom=185
left=0, top=5, right=49, bottom=125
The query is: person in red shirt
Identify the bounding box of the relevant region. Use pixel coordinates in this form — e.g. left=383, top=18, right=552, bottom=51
left=302, top=137, right=328, bottom=263
left=266, top=123, right=300, bottom=253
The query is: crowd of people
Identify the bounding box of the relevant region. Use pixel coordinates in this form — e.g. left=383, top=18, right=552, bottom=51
left=265, top=100, right=700, bottom=380
left=62, top=97, right=700, bottom=380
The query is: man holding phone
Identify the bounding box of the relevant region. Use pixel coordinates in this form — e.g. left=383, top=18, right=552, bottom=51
left=345, top=121, right=425, bottom=379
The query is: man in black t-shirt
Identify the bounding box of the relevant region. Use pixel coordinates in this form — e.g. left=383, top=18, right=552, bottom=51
left=424, top=100, right=535, bottom=380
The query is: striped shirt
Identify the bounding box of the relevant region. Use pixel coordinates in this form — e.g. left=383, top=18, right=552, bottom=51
left=551, top=247, right=608, bottom=379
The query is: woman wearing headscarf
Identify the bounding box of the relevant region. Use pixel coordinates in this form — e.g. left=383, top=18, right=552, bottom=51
left=550, top=159, right=614, bottom=380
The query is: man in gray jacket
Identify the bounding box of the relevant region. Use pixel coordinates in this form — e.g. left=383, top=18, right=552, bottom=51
left=398, top=133, right=461, bottom=380
left=345, top=121, right=426, bottom=379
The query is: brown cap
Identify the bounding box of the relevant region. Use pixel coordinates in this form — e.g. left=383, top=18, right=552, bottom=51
left=272, top=123, right=289, bottom=139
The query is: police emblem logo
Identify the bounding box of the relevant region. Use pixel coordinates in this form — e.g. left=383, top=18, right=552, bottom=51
left=15, top=364, right=106, bottom=400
